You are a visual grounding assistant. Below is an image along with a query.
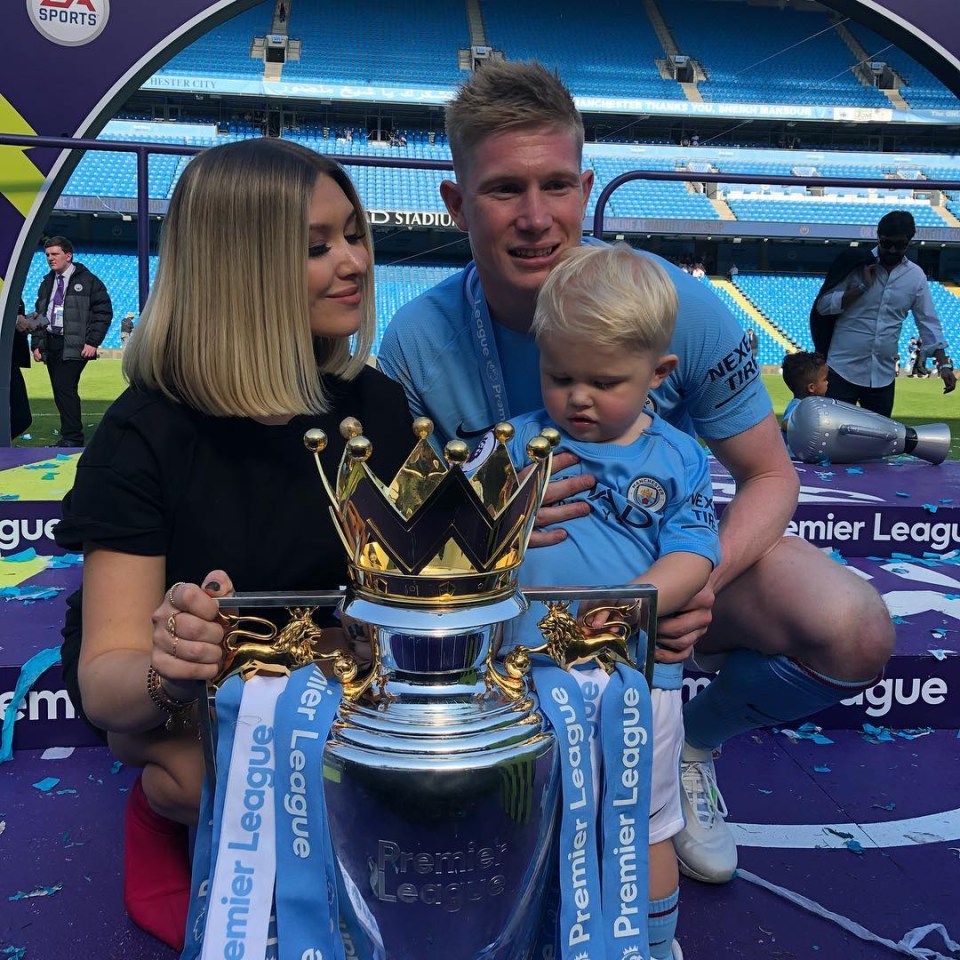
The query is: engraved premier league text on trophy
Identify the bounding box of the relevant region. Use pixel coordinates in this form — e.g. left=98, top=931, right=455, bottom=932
left=181, top=418, right=658, bottom=960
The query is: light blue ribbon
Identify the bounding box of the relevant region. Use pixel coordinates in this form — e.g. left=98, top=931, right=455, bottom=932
left=273, top=664, right=344, bottom=960
left=531, top=660, right=605, bottom=960
left=599, top=663, right=653, bottom=960
left=180, top=674, right=243, bottom=960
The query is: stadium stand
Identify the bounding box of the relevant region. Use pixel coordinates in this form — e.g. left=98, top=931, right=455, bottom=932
left=846, top=23, right=960, bottom=109
left=665, top=0, right=890, bottom=106
left=482, top=0, right=686, bottom=100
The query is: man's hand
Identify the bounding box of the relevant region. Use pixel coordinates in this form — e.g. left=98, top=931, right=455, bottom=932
left=654, top=584, right=715, bottom=663
left=81, top=344, right=97, bottom=359
left=527, top=451, right=595, bottom=548
left=32, top=348, right=42, bottom=363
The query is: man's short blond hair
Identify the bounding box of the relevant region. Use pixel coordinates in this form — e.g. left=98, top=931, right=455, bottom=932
left=123, top=138, right=374, bottom=417
left=533, top=244, right=678, bottom=355
left=445, top=60, right=584, bottom=179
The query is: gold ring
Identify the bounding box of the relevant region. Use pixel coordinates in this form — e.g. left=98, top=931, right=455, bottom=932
left=166, top=612, right=178, bottom=638
left=167, top=581, right=186, bottom=610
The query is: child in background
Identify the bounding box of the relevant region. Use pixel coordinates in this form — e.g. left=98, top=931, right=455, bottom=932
left=781, top=351, right=828, bottom=425
left=497, top=244, right=721, bottom=960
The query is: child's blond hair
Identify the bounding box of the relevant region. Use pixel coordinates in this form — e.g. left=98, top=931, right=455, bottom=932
left=533, top=243, right=677, bottom=354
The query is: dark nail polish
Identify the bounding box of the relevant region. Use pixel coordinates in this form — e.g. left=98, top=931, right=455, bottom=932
left=204, top=580, right=221, bottom=593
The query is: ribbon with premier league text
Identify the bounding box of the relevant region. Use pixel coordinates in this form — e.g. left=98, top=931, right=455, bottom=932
left=182, top=674, right=243, bottom=960
left=530, top=660, right=605, bottom=960
left=199, top=674, right=287, bottom=960
left=532, top=660, right=654, bottom=960
left=599, top=662, right=653, bottom=960
left=272, top=664, right=345, bottom=960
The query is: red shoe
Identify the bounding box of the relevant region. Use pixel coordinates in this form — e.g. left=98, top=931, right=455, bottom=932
left=123, top=774, right=191, bottom=951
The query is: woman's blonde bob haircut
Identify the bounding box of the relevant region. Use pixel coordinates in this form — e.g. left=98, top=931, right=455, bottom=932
left=533, top=243, right=678, bottom=356
left=123, top=138, right=375, bottom=417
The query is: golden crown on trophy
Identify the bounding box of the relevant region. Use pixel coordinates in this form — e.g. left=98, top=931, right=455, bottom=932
left=304, top=417, right=557, bottom=605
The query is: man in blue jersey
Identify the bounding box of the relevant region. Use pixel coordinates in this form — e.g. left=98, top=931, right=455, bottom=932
left=378, top=60, right=894, bottom=885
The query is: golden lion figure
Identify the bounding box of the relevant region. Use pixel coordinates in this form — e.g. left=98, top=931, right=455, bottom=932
left=218, top=607, right=358, bottom=684
left=527, top=600, right=635, bottom=674
left=486, top=599, right=638, bottom=698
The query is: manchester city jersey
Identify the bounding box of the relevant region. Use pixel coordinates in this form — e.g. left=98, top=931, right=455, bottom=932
left=498, top=410, right=721, bottom=688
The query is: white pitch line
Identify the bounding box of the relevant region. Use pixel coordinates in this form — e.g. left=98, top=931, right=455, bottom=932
left=730, top=806, right=960, bottom=848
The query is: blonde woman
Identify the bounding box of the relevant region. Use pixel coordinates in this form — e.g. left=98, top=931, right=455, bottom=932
left=55, top=138, right=413, bottom=949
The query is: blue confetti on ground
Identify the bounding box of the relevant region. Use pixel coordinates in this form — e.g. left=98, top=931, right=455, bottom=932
left=922, top=504, right=939, bottom=514
left=8, top=883, right=63, bottom=901
left=845, top=467, right=863, bottom=474
left=32, top=777, right=60, bottom=791
left=0, top=549, right=37, bottom=563
left=895, top=491, right=910, bottom=497
left=813, top=765, right=831, bottom=773
left=48, top=553, right=83, bottom=568
left=0, top=586, right=61, bottom=601
left=845, top=839, right=864, bottom=855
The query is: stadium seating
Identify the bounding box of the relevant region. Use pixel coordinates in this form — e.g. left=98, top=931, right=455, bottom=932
left=665, top=1, right=890, bottom=106
left=482, top=0, right=685, bottom=101
left=845, top=24, right=960, bottom=109
left=282, top=0, right=466, bottom=88
left=156, top=3, right=271, bottom=79
left=734, top=273, right=960, bottom=367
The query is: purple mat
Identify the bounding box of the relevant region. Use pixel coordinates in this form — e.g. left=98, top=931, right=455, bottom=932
left=2, top=730, right=956, bottom=960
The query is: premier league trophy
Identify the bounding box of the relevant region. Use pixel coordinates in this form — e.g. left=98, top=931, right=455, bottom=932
left=788, top=396, right=951, bottom=465
left=183, top=418, right=657, bottom=960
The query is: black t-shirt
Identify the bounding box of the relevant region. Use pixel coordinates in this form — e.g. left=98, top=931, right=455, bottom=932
left=57, top=366, right=413, bottom=714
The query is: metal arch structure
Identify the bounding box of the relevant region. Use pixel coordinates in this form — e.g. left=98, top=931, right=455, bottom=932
left=2, top=0, right=960, bottom=445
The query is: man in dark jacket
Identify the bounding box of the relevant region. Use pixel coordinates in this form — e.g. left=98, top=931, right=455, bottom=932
left=31, top=236, right=112, bottom=446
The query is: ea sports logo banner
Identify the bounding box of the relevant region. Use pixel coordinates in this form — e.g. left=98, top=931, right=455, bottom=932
left=26, top=0, right=110, bottom=46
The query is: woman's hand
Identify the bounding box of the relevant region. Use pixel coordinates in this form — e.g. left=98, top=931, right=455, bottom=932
left=151, top=571, right=234, bottom=697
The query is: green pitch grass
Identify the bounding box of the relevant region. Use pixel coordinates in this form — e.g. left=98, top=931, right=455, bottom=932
left=14, top=358, right=960, bottom=460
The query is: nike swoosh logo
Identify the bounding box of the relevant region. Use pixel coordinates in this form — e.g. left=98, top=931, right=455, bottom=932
left=456, top=422, right=494, bottom=440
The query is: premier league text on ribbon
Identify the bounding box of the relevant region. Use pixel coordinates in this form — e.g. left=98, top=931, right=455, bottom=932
left=611, top=684, right=648, bottom=942
left=221, top=721, right=276, bottom=958
left=281, top=669, right=330, bottom=859
left=551, top=684, right=594, bottom=949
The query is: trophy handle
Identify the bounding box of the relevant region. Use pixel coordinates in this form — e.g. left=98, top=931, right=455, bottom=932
left=486, top=646, right=532, bottom=700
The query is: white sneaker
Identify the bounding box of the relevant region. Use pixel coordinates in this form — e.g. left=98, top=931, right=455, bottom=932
left=673, top=744, right=738, bottom=883
left=672, top=940, right=683, bottom=959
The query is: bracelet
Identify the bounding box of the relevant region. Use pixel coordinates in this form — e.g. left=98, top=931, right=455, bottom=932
left=146, top=666, right=198, bottom=731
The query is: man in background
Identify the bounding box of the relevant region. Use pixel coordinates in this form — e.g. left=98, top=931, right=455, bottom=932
left=31, top=236, right=112, bottom=447
left=810, top=210, right=954, bottom=416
